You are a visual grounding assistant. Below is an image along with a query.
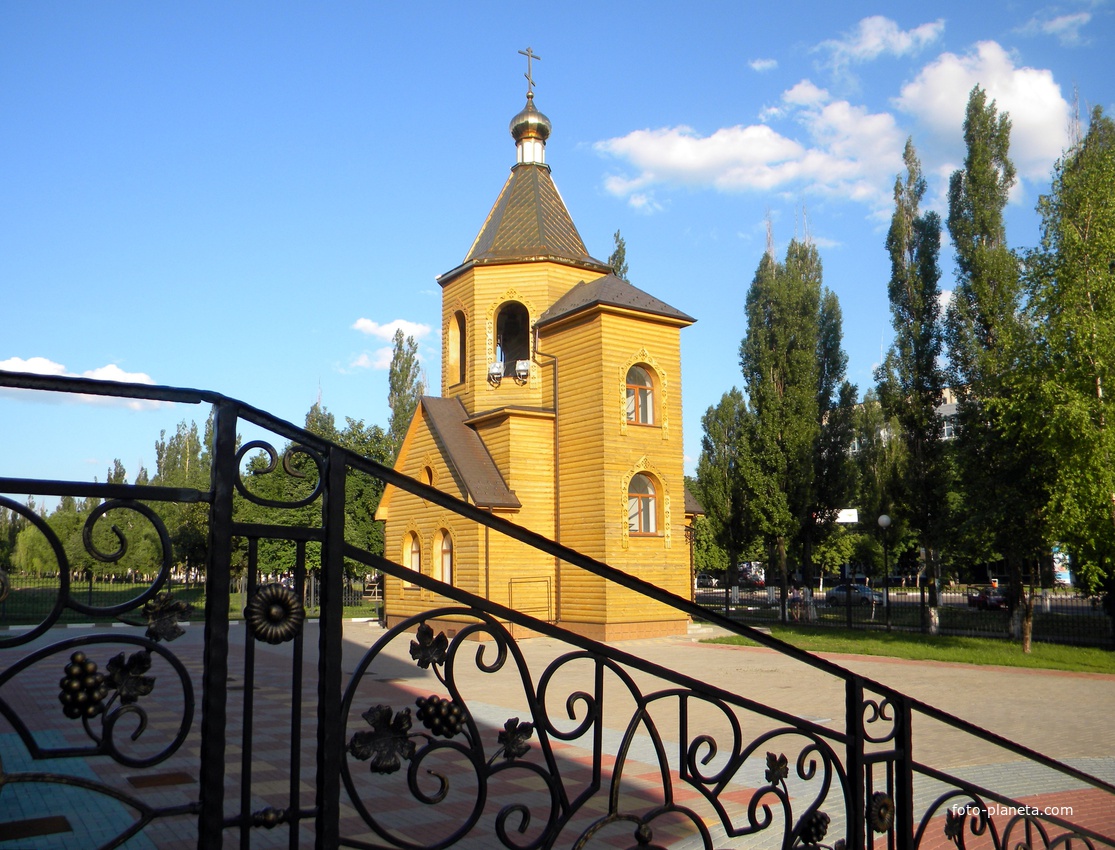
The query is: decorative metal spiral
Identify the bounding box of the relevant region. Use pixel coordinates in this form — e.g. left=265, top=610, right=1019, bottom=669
left=234, top=439, right=325, bottom=508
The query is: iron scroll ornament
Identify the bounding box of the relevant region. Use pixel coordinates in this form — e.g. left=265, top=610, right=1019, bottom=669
left=0, top=496, right=178, bottom=648
left=234, top=439, right=325, bottom=508
left=339, top=609, right=847, bottom=850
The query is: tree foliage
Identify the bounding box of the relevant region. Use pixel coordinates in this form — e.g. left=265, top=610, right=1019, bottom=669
left=736, top=237, right=855, bottom=593
left=945, top=86, right=1048, bottom=645
left=694, top=388, right=754, bottom=580
left=608, top=229, right=629, bottom=280
left=876, top=138, right=950, bottom=592
left=387, top=329, right=424, bottom=460
left=1025, top=107, right=1115, bottom=589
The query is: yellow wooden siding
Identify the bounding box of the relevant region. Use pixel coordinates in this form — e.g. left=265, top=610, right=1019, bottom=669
left=399, top=254, right=690, bottom=637
left=538, top=307, right=690, bottom=630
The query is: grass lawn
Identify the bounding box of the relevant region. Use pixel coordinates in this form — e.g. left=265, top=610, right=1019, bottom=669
left=704, top=625, right=1115, bottom=675
left=0, top=580, right=381, bottom=627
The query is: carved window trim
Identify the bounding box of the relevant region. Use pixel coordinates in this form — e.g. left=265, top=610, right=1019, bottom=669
left=620, top=457, right=672, bottom=550
left=619, top=349, right=668, bottom=439
left=485, top=289, right=539, bottom=390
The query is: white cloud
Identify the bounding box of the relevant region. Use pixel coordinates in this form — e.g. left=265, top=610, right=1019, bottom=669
left=749, top=58, right=778, bottom=72
left=895, top=40, right=1070, bottom=182
left=784, top=80, right=831, bottom=107
left=0, top=357, right=161, bottom=409
left=0, top=356, right=67, bottom=376
left=1, top=356, right=155, bottom=385
left=350, top=348, right=395, bottom=370
left=82, top=364, right=157, bottom=384
left=595, top=83, right=905, bottom=215
left=1019, top=11, right=1092, bottom=46
left=351, top=318, right=433, bottom=340
left=820, top=16, right=945, bottom=65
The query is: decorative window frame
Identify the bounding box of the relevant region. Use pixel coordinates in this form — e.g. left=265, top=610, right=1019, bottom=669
left=619, top=349, right=669, bottom=439
left=620, top=456, right=672, bottom=550
left=444, top=301, right=469, bottom=388
left=434, top=526, right=454, bottom=586
left=401, top=521, right=424, bottom=590
left=485, top=289, right=539, bottom=390
left=420, top=452, right=440, bottom=488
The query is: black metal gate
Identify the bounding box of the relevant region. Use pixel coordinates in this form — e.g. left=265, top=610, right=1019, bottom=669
left=2, top=372, right=1114, bottom=849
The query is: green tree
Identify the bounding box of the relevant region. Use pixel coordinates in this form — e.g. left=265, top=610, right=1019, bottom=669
left=690, top=514, right=729, bottom=576
left=695, top=388, right=754, bottom=588
left=337, top=416, right=394, bottom=559
left=0, top=505, right=28, bottom=569
left=808, top=286, right=858, bottom=586
left=876, top=138, right=951, bottom=628
left=945, top=86, right=1047, bottom=648
left=106, top=458, right=128, bottom=486
left=739, top=236, right=851, bottom=614
left=1025, top=107, right=1115, bottom=595
left=152, top=420, right=210, bottom=581
left=608, top=229, right=629, bottom=280
left=387, top=329, right=424, bottom=460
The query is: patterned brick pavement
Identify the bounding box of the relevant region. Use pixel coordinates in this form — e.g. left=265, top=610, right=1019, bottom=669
left=2, top=619, right=1113, bottom=848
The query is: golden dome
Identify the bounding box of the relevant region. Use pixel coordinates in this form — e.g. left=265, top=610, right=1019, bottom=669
left=509, top=93, right=552, bottom=144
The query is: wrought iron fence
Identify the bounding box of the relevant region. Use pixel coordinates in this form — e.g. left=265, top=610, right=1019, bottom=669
left=2, top=370, right=1114, bottom=849
left=695, top=584, right=1114, bottom=647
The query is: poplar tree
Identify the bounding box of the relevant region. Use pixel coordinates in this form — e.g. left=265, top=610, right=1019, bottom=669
left=738, top=236, right=852, bottom=614
left=876, top=138, right=950, bottom=627
left=1026, top=107, right=1115, bottom=596
left=608, top=229, right=628, bottom=280
left=387, top=329, right=425, bottom=460
left=945, top=86, right=1046, bottom=647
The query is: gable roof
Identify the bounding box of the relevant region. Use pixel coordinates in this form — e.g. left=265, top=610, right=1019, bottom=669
left=439, top=163, right=610, bottom=284
left=536, top=273, right=695, bottom=328
left=421, top=396, right=521, bottom=510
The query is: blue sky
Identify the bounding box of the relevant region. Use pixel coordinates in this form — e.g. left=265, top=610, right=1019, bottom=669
left=2, top=1, right=1112, bottom=490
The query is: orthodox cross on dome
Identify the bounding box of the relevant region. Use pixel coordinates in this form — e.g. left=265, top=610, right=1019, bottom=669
left=518, top=47, right=541, bottom=96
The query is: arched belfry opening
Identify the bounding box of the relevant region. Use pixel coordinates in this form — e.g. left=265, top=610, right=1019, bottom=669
left=495, top=301, right=529, bottom=376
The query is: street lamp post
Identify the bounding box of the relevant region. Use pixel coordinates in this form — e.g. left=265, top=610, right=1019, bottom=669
left=878, top=514, right=891, bottom=630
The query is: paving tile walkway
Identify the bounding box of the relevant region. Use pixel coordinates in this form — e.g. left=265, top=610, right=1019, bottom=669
left=2, top=618, right=1113, bottom=848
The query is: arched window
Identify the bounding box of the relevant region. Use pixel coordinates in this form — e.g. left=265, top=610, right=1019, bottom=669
left=628, top=474, right=658, bottom=535
left=439, top=531, right=453, bottom=585
left=403, top=531, right=421, bottom=589
left=448, top=310, right=466, bottom=386
left=495, top=301, right=530, bottom=376
left=626, top=365, right=655, bottom=425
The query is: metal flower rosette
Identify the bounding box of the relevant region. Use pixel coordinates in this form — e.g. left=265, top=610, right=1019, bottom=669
left=341, top=608, right=849, bottom=850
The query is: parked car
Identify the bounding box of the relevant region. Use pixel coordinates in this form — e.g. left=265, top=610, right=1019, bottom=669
left=826, top=584, right=884, bottom=606
left=967, top=586, right=1007, bottom=610
left=696, top=574, right=719, bottom=588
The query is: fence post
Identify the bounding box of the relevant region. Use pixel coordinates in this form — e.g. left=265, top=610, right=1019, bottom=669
left=894, top=694, right=915, bottom=847
left=198, top=400, right=238, bottom=848
left=316, top=447, right=347, bottom=848
left=845, top=679, right=866, bottom=850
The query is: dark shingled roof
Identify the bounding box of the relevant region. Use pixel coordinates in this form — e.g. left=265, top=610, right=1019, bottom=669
left=684, top=485, right=705, bottom=516
left=440, top=163, right=610, bottom=283
left=537, top=273, right=695, bottom=328
left=420, top=396, right=520, bottom=510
